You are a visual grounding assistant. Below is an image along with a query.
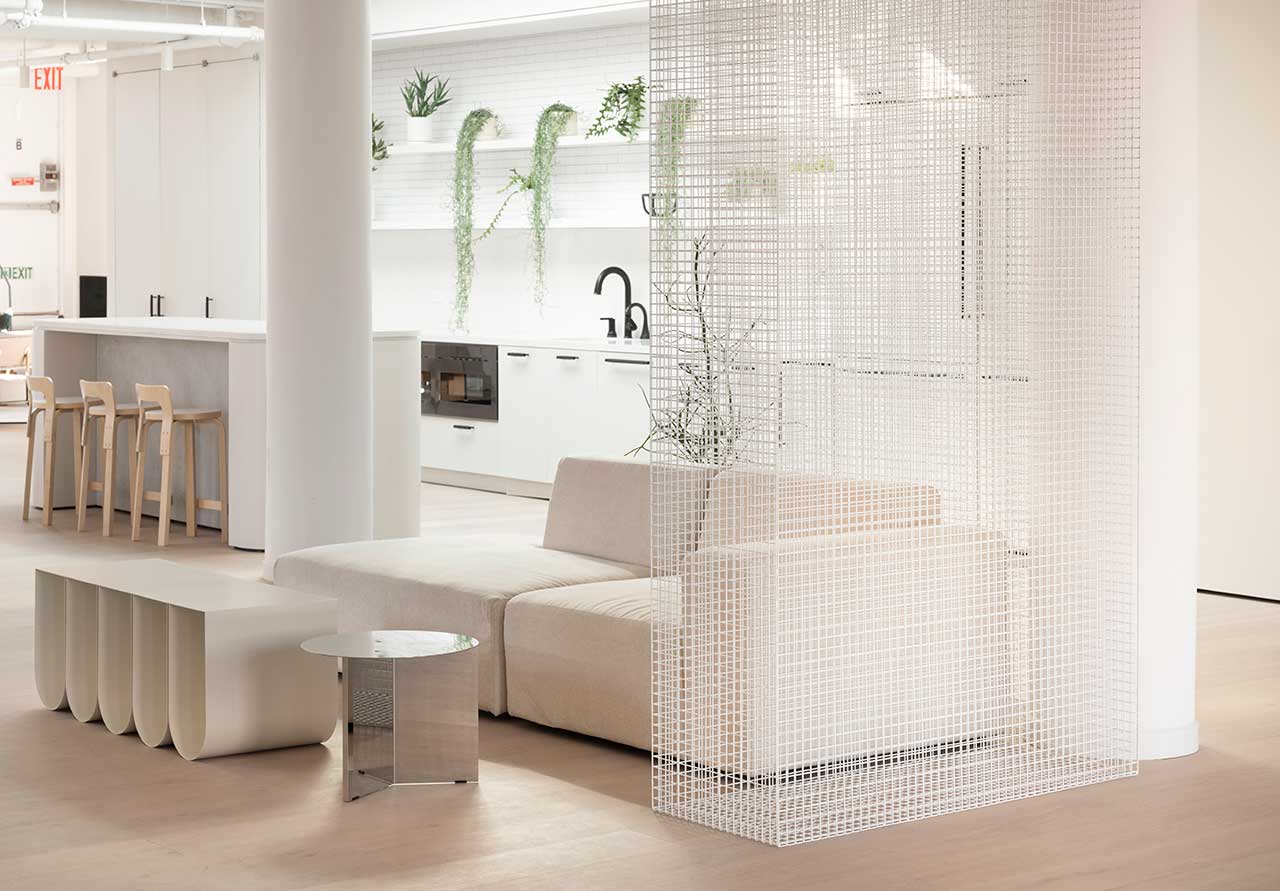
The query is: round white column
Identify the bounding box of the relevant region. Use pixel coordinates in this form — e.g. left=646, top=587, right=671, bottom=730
left=1138, top=0, right=1199, bottom=759
left=263, top=0, right=373, bottom=575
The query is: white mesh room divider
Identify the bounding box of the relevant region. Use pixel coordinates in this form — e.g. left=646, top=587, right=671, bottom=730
left=649, top=0, right=1140, bottom=845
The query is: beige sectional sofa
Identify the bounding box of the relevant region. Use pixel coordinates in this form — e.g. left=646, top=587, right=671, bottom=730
left=276, top=457, right=1007, bottom=760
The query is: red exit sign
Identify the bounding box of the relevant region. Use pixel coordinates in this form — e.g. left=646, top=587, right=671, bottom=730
left=31, top=66, right=63, bottom=92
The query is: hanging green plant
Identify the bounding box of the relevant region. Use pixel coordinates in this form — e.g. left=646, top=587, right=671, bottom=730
left=526, top=102, right=576, bottom=306
left=476, top=168, right=534, bottom=243
left=586, top=76, right=647, bottom=141
left=654, top=96, right=697, bottom=224
left=371, top=114, right=389, bottom=171
left=452, top=108, right=498, bottom=330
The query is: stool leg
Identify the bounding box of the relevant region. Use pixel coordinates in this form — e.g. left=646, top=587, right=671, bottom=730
left=184, top=421, right=197, bottom=538
left=101, top=420, right=116, bottom=538
left=76, top=415, right=94, bottom=533
left=42, top=414, right=56, bottom=527
left=131, top=422, right=148, bottom=542
left=22, top=409, right=37, bottom=522
left=125, top=417, right=137, bottom=520
left=71, top=409, right=83, bottom=522
left=157, top=437, right=173, bottom=549
left=216, top=418, right=228, bottom=545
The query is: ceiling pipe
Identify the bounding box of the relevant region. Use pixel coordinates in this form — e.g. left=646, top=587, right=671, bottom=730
left=1, top=12, right=262, bottom=43
left=122, top=0, right=264, bottom=10
left=0, top=35, right=243, bottom=72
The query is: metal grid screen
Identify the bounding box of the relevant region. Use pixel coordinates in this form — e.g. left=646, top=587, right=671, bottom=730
left=650, top=0, right=1139, bottom=846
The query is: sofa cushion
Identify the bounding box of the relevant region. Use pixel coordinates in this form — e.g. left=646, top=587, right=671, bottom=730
left=504, top=578, right=652, bottom=750
left=274, top=538, right=648, bottom=715
left=701, top=468, right=942, bottom=549
left=542, top=457, right=713, bottom=570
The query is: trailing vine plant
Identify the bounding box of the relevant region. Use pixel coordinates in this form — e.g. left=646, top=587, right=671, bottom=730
left=654, top=96, right=697, bottom=227
left=586, top=76, right=647, bottom=141
left=452, top=108, right=497, bottom=330
left=476, top=168, right=533, bottom=242
left=526, top=102, right=576, bottom=306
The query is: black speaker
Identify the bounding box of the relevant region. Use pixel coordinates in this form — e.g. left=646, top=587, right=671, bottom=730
left=79, top=276, right=107, bottom=318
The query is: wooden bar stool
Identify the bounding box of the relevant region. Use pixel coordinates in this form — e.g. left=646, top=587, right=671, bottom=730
left=76, top=381, right=140, bottom=537
left=23, top=376, right=85, bottom=527
left=130, top=384, right=229, bottom=547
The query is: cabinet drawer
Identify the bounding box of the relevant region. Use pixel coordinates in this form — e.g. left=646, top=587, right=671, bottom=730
left=596, top=352, right=651, bottom=459
left=420, top=416, right=499, bottom=476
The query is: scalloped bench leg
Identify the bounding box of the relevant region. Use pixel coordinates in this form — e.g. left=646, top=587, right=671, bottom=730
left=98, top=588, right=136, bottom=735
left=133, top=597, right=172, bottom=748
left=33, top=571, right=68, bottom=712
left=66, top=580, right=102, bottom=724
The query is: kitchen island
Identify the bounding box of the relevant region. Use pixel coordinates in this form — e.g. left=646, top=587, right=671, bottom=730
left=30, top=317, right=420, bottom=550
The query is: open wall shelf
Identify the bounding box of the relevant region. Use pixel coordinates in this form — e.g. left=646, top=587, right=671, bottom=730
left=386, top=131, right=650, bottom=158
left=372, top=219, right=648, bottom=232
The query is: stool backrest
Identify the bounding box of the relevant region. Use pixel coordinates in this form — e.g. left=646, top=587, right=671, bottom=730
left=80, top=380, right=118, bottom=445
left=135, top=383, right=173, bottom=456
left=26, top=375, right=54, bottom=410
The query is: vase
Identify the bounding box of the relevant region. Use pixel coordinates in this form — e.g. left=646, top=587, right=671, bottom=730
left=406, top=115, right=435, bottom=143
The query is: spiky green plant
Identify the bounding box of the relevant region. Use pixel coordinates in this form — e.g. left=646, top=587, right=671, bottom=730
left=452, top=108, right=497, bottom=330
left=586, top=76, right=647, bottom=141
left=401, top=69, right=451, bottom=118
left=371, top=114, right=389, bottom=171
left=526, top=102, right=576, bottom=305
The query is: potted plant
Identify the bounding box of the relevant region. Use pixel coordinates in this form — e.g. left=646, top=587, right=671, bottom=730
left=526, top=102, right=576, bottom=306
left=401, top=69, right=451, bottom=142
left=586, top=75, right=647, bottom=141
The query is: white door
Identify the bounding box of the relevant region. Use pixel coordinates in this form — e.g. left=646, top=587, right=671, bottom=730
left=595, top=352, right=651, bottom=458
left=112, top=70, right=162, bottom=318
left=159, top=65, right=208, bottom=318
left=205, top=58, right=261, bottom=320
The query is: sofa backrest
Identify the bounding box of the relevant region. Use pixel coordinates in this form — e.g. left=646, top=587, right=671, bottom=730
left=543, top=457, right=714, bottom=569
left=700, top=468, right=942, bottom=549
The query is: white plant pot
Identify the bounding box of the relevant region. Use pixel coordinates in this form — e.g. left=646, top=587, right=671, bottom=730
left=475, top=117, right=500, bottom=141
left=406, top=115, right=435, bottom=143
left=560, top=111, right=579, bottom=137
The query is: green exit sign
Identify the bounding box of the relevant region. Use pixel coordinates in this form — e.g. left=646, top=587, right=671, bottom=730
left=0, top=267, right=34, bottom=280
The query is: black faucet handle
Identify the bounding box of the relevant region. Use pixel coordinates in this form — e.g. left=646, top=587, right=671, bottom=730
left=599, top=317, right=618, bottom=339
left=625, top=302, right=650, bottom=340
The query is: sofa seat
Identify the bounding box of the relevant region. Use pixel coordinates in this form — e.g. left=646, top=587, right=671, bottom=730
left=274, top=537, right=648, bottom=715
left=504, top=578, right=653, bottom=750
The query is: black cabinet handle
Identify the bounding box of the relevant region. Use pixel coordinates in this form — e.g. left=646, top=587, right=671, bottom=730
left=149, top=294, right=156, bottom=317
left=205, top=296, right=213, bottom=319
left=506, top=351, right=529, bottom=357
left=453, top=424, right=475, bottom=431
left=605, top=358, right=650, bottom=366
left=555, top=355, right=579, bottom=361
left=155, top=294, right=165, bottom=317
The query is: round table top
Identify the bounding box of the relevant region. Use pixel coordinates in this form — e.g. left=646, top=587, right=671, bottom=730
left=302, top=630, right=479, bottom=660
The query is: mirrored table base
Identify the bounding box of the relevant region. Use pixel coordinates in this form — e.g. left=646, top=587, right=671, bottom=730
left=340, top=647, right=479, bottom=802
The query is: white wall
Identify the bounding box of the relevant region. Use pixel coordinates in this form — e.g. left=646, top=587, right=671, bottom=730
left=1199, top=0, right=1280, bottom=601
left=0, top=84, right=64, bottom=319
left=371, top=20, right=649, bottom=335
left=75, top=69, right=110, bottom=286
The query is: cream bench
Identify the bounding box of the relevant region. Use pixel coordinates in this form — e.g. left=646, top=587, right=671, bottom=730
left=34, top=558, right=336, bottom=760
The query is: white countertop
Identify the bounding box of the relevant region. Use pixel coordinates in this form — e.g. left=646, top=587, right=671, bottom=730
left=34, top=317, right=421, bottom=343
left=419, top=330, right=652, bottom=355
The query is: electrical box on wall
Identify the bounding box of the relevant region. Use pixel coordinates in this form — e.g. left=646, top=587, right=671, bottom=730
left=39, top=161, right=59, bottom=192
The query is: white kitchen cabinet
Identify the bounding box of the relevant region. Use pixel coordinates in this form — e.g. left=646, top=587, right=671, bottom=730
left=420, top=416, right=500, bottom=476
left=541, top=348, right=599, bottom=478
left=497, top=348, right=549, bottom=482
left=112, top=70, right=162, bottom=319
left=595, top=352, right=651, bottom=459
left=160, top=65, right=209, bottom=319
left=111, top=57, right=261, bottom=320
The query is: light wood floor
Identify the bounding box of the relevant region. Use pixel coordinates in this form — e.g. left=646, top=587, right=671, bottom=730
left=0, top=424, right=1277, bottom=890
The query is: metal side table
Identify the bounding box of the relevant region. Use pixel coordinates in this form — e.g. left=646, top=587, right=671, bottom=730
left=302, top=630, right=480, bottom=802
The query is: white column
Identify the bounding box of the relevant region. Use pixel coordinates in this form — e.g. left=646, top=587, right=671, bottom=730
left=1138, top=0, right=1199, bottom=760
left=263, top=0, right=373, bottom=575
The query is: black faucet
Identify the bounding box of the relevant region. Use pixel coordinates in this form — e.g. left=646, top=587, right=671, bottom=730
left=593, top=266, right=649, bottom=340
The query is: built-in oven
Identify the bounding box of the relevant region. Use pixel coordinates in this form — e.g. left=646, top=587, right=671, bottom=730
left=421, top=341, right=498, bottom=420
